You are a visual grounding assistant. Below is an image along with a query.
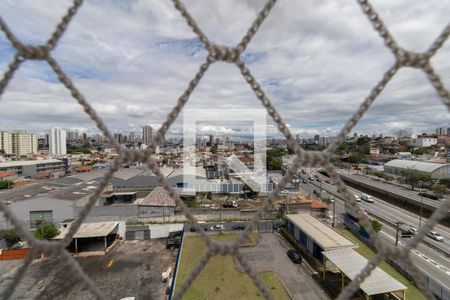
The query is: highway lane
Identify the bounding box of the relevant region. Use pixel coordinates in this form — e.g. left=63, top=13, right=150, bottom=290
left=299, top=174, right=450, bottom=282
left=305, top=171, right=450, bottom=253
left=339, top=172, right=448, bottom=210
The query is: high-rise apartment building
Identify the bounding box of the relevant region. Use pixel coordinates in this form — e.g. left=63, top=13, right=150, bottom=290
left=49, top=127, right=67, bottom=156
left=0, top=131, right=13, bottom=154
left=143, top=125, right=153, bottom=145
left=129, top=132, right=136, bottom=145
left=12, top=131, right=37, bottom=156
left=436, top=127, right=450, bottom=136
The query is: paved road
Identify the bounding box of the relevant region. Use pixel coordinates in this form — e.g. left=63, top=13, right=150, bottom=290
left=339, top=172, right=448, bottom=210
left=299, top=172, right=450, bottom=289
left=183, top=220, right=283, bottom=233
left=306, top=172, right=450, bottom=253
left=239, top=233, right=329, bottom=300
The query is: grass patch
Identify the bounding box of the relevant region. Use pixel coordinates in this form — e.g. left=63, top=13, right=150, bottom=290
left=175, top=234, right=289, bottom=300
left=337, top=228, right=425, bottom=300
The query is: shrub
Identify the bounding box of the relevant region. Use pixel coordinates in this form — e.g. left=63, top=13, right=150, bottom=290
left=3, top=229, right=21, bottom=246
left=35, top=223, right=60, bottom=240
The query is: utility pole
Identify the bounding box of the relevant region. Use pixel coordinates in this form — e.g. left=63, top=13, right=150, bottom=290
left=395, top=221, right=403, bottom=246
left=419, top=193, right=423, bottom=230
left=332, top=197, right=336, bottom=228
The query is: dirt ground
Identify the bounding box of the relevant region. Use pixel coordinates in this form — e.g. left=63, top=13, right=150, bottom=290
left=0, top=239, right=177, bottom=300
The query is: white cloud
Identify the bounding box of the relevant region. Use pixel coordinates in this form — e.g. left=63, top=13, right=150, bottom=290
left=0, top=0, right=449, bottom=138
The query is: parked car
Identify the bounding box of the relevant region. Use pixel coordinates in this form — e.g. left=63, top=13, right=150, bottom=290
left=325, top=179, right=332, bottom=184
left=361, top=193, right=374, bottom=203
left=223, top=200, right=239, bottom=208
left=353, top=194, right=361, bottom=202
left=302, top=178, right=308, bottom=184
left=232, top=224, right=245, bottom=231
left=210, top=224, right=225, bottom=231
left=286, top=250, right=302, bottom=264
left=427, top=231, right=444, bottom=242
left=409, top=226, right=419, bottom=235
left=316, top=178, right=321, bottom=182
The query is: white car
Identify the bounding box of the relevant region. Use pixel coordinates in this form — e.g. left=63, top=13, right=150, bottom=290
left=427, top=231, right=444, bottom=242
left=361, top=193, right=374, bottom=203
left=353, top=194, right=361, bottom=202
left=210, top=224, right=225, bottom=231
left=409, top=226, right=419, bottom=235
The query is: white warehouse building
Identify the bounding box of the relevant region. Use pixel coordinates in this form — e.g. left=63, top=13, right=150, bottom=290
left=384, top=159, right=450, bottom=180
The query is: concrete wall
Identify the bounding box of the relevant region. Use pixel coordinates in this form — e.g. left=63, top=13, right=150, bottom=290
left=74, top=205, right=138, bottom=218
left=5, top=197, right=74, bottom=229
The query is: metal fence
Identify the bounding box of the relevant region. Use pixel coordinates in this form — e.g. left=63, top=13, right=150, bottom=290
left=0, top=0, right=449, bottom=299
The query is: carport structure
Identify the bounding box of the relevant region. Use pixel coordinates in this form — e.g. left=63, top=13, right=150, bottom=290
left=54, top=222, right=119, bottom=255
left=322, top=248, right=407, bottom=300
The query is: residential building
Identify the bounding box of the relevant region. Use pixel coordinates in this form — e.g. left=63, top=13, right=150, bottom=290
left=129, top=132, right=136, bottom=145
left=0, top=131, right=13, bottom=154
left=12, top=131, right=37, bottom=156
left=49, top=127, right=67, bottom=156
left=142, top=125, right=153, bottom=145
left=0, top=159, right=66, bottom=177
left=436, top=127, right=450, bottom=136
left=67, top=131, right=79, bottom=143
left=314, top=134, right=320, bottom=143
left=114, top=133, right=124, bottom=144
left=411, top=137, right=437, bottom=148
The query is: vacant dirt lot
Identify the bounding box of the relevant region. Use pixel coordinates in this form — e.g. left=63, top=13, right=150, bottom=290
left=1, top=239, right=177, bottom=300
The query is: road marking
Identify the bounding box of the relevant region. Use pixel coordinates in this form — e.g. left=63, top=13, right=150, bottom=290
left=107, top=260, right=113, bottom=268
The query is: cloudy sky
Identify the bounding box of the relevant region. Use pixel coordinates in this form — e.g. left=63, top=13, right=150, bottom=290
left=0, top=0, right=449, bottom=139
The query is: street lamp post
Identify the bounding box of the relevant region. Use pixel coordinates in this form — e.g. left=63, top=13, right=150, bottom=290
left=395, top=221, right=403, bottom=246
left=419, top=193, right=423, bottom=229
left=332, top=197, right=336, bottom=228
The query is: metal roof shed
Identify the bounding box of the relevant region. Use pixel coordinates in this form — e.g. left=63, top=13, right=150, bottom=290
left=286, top=214, right=356, bottom=250
left=54, top=222, right=119, bottom=255
left=322, top=248, right=406, bottom=299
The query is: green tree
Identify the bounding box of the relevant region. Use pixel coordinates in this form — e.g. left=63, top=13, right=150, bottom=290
left=3, top=229, right=21, bottom=246
left=432, top=183, right=447, bottom=196
left=349, top=152, right=366, bottom=164
left=439, top=178, right=450, bottom=188
left=400, top=168, right=431, bottom=190
left=370, top=219, right=382, bottom=232
left=266, top=148, right=286, bottom=170
left=0, top=180, right=14, bottom=190
left=412, top=147, right=428, bottom=155
left=210, top=144, right=218, bottom=154
left=35, top=223, right=60, bottom=240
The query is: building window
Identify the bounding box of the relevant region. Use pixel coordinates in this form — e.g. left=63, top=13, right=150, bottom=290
left=30, top=210, right=53, bottom=228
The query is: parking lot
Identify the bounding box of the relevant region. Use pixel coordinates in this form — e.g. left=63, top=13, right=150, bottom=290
left=0, top=239, right=177, bottom=299
left=239, top=233, right=329, bottom=300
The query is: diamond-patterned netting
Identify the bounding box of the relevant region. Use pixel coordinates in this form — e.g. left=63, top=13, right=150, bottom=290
left=0, top=0, right=449, bottom=299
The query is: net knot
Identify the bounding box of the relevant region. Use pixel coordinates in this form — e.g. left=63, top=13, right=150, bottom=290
left=209, top=44, right=240, bottom=62
left=18, top=45, right=49, bottom=60
left=395, top=49, right=429, bottom=68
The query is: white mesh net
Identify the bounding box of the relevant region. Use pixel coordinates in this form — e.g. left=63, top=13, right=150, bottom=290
left=0, top=0, right=449, bottom=299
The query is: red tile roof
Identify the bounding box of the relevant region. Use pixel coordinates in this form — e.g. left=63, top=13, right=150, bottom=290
left=310, top=200, right=327, bottom=209
left=0, top=171, right=15, bottom=177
